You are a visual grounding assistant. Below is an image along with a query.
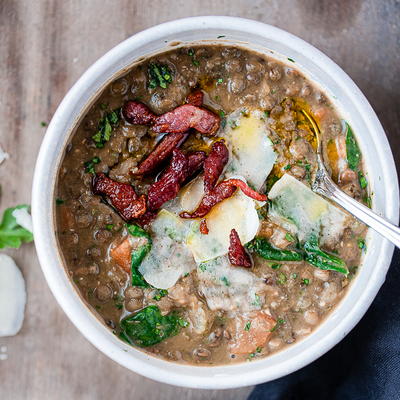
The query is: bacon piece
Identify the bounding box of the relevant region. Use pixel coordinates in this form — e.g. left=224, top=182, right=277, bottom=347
left=185, top=90, right=204, bottom=107
left=228, top=229, right=252, bottom=267
left=153, top=104, right=220, bottom=135
left=136, top=210, right=158, bottom=227
left=147, top=149, right=188, bottom=211
left=179, top=180, right=236, bottom=219
left=203, top=140, right=229, bottom=194
left=200, top=219, right=209, bottom=235
left=122, top=101, right=156, bottom=125
left=223, top=179, right=267, bottom=201
left=180, top=178, right=267, bottom=219
left=132, top=132, right=188, bottom=176
left=92, top=173, right=147, bottom=220
left=146, top=149, right=206, bottom=212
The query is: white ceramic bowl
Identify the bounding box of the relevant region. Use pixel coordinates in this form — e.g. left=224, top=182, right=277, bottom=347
left=32, top=16, right=399, bottom=389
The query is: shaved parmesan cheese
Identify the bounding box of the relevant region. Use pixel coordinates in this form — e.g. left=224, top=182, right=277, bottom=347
left=139, top=210, right=195, bottom=289
left=197, top=256, right=265, bottom=314
left=223, top=109, right=277, bottom=190
left=11, top=208, right=33, bottom=233
left=268, top=174, right=347, bottom=246
left=179, top=175, right=204, bottom=213
left=186, top=185, right=260, bottom=263
left=0, top=254, right=26, bottom=337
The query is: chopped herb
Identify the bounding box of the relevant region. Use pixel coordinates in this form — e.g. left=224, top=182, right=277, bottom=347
left=218, top=109, right=227, bottom=129
left=95, top=305, right=101, bottom=310
left=291, top=273, right=298, bottom=279
left=270, top=318, right=286, bottom=332
left=115, top=303, right=123, bottom=310
left=271, top=89, right=276, bottom=94
left=119, top=305, right=186, bottom=347
left=0, top=205, right=33, bottom=249
left=363, top=195, right=372, bottom=208
left=357, top=238, right=366, bottom=251
left=40, top=121, right=47, bottom=127
left=252, top=294, right=262, bottom=307
left=285, top=232, right=295, bottom=242
left=264, top=110, right=270, bottom=118
left=302, top=278, right=310, bottom=285
left=287, top=57, right=295, bottom=62
left=358, top=171, right=368, bottom=189
left=244, top=322, right=251, bottom=331
left=214, top=95, right=221, bottom=102
left=216, top=77, right=224, bottom=85
left=256, top=346, right=262, bottom=353
left=271, top=263, right=280, bottom=270
left=99, top=103, right=107, bottom=110
left=178, top=318, right=189, bottom=327
left=148, top=63, right=173, bottom=89
left=153, top=289, right=168, bottom=301
left=105, top=224, right=114, bottom=231
left=199, top=263, right=207, bottom=272
left=265, top=174, right=280, bottom=193
left=277, top=272, right=287, bottom=285
left=217, top=35, right=226, bottom=38
left=92, top=109, right=120, bottom=148
left=187, top=49, right=200, bottom=67
left=221, top=276, right=230, bottom=286
left=55, top=198, right=64, bottom=205
left=84, top=156, right=101, bottom=173
left=284, top=164, right=291, bottom=170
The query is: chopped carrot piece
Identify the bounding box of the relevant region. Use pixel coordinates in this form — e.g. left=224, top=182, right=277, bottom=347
left=110, top=238, right=132, bottom=274
left=229, top=311, right=276, bottom=355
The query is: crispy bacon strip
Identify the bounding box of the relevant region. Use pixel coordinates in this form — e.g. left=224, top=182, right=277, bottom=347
left=200, top=219, right=209, bottom=235
left=153, top=104, right=220, bottom=135
left=136, top=210, right=158, bottom=227
left=228, top=229, right=252, bottom=267
left=203, top=140, right=229, bottom=194
left=179, top=180, right=237, bottom=219
left=147, top=149, right=206, bottom=212
left=123, top=100, right=220, bottom=136
left=92, top=173, right=147, bottom=220
left=180, top=178, right=267, bottom=219
left=185, top=90, right=204, bottom=107
left=132, top=132, right=188, bottom=176
left=223, top=179, right=267, bottom=201
left=122, top=101, right=156, bottom=125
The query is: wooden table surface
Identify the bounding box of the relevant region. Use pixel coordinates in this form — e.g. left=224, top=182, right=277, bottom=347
left=1, top=1, right=399, bottom=399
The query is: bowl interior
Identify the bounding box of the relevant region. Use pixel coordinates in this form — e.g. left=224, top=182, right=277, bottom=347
left=32, top=16, right=399, bottom=389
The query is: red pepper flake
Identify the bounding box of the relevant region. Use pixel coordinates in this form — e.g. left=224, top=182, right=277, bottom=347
left=200, top=219, right=209, bottom=234
left=92, top=173, right=147, bottom=220
left=228, top=228, right=252, bottom=268
left=203, top=140, right=229, bottom=194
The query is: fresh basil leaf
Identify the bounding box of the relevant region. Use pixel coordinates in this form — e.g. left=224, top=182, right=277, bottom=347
left=119, top=305, right=186, bottom=347
left=0, top=205, right=34, bottom=249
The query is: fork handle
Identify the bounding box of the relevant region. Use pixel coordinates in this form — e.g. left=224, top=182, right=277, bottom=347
left=314, top=172, right=400, bottom=248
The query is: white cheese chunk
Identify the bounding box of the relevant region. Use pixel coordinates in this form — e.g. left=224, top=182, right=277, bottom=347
left=223, top=109, right=277, bottom=190
left=197, top=256, right=265, bottom=314
left=268, top=174, right=347, bottom=245
left=0, top=254, right=26, bottom=337
left=139, top=210, right=196, bottom=289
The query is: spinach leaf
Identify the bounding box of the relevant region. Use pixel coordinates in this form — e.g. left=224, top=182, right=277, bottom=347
left=126, top=223, right=152, bottom=287
left=345, top=122, right=361, bottom=170
left=148, top=63, right=173, bottom=89
left=119, top=305, right=186, bottom=347
left=246, top=237, right=303, bottom=262
left=303, top=234, right=348, bottom=275
left=0, top=205, right=34, bottom=249
left=92, top=109, right=120, bottom=148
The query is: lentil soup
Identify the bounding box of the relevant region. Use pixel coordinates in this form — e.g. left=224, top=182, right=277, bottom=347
left=55, top=45, right=369, bottom=365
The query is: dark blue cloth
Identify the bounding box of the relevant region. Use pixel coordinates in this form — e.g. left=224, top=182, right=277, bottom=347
left=249, top=248, right=400, bottom=400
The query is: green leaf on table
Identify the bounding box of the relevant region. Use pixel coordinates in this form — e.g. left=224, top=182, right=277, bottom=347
left=119, top=305, right=187, bottom=347
left=0, top=205, right=34, bottom=249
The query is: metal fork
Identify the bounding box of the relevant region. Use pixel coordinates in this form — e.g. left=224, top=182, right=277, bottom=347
left=302, top=110, right=400, bottom=248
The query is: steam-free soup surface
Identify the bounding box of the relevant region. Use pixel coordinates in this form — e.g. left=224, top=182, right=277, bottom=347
left=56, top=45, right=368, bottom=365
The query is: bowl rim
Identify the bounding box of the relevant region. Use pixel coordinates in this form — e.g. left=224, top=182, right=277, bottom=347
left=32, top=16, right=399, bottom=389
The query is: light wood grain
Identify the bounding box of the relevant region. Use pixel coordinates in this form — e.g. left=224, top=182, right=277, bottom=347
left=0, top=1, right=399, bottom=399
